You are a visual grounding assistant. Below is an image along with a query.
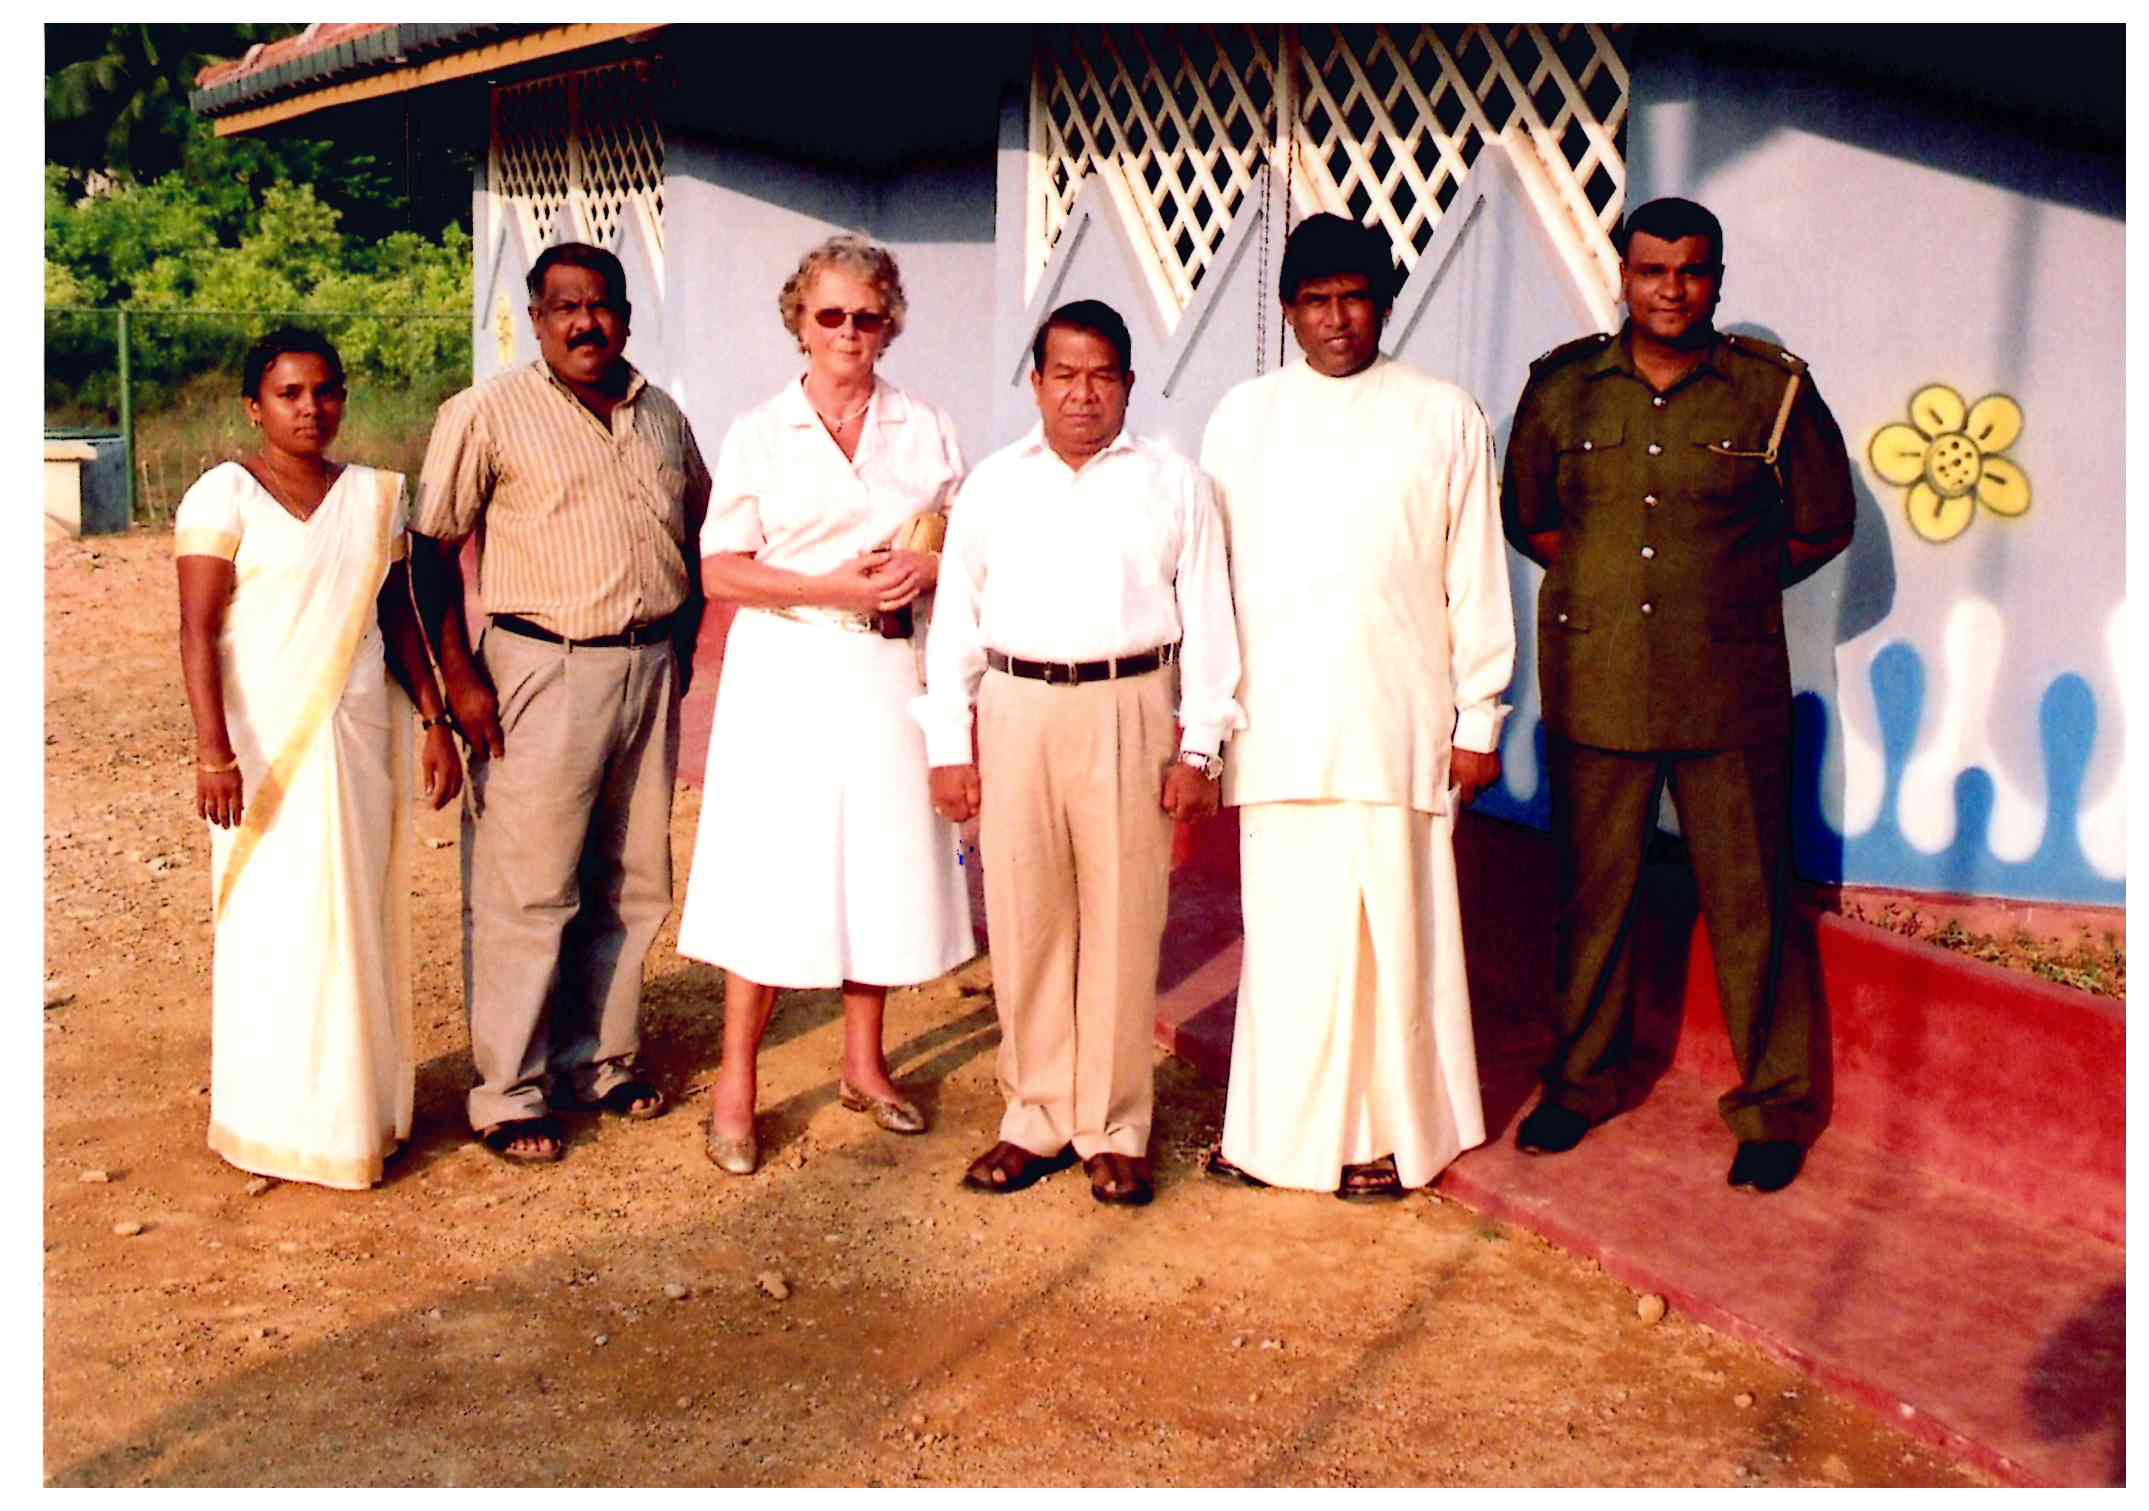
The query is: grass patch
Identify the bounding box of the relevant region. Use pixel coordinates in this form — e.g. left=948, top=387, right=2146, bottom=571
left=1844, top=900, right=2125, bottom=999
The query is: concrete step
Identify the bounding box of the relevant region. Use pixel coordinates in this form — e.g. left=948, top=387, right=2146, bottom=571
left=1151, top=848, right=2125, bottom=1487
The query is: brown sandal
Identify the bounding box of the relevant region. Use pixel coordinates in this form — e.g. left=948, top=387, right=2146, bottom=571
left=961, top=1140, right=1074, bottom=1194
left=1084, top=1152, right=1154, bottom=1206
left=476, top=1116, right=566, bottom=1164
left=1203, top=1147, right=1269, bottom=1188
left=1335, top=1156, right=1406, bottom=1202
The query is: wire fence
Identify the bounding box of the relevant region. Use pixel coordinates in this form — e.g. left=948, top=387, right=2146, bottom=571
left=46, top=307, right=472, bottom=527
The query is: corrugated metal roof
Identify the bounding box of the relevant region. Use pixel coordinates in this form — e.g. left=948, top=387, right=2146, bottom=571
left=189, top=23, right=513, bottom=117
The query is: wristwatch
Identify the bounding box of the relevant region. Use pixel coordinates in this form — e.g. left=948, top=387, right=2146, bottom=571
left=1178, top=750, right=1224, bottom=780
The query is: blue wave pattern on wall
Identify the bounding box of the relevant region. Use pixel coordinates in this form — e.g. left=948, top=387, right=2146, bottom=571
left=1791, top=644, right=2123, bottom=905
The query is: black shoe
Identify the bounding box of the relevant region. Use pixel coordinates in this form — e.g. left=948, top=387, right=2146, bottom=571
left=1728, top=1140, right=1804, bottom=1193
left=1514, top=1103, right=1590, bottom=1155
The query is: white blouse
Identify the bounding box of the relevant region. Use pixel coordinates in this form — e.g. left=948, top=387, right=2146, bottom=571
left=700, top=378, right=964, bottom=572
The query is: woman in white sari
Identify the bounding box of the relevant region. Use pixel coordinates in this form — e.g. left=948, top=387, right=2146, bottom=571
left=176, top=328, right=462, bottom=1190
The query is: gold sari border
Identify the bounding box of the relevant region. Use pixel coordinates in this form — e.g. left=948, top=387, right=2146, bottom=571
left=215, top=471, right=401, bottom=921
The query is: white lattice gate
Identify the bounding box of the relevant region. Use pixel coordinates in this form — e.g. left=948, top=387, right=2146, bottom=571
left=490, top=60, right=666, bottom=265
left=477, top=58, right=670, bottom=383
left=1027, top=23, right=1628, bottom=346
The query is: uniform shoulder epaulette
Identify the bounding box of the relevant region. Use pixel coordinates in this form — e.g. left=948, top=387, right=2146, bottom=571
left=1719, top=330, right=1807, bottom=374
left=1528, top=331, right=1613, bottom=374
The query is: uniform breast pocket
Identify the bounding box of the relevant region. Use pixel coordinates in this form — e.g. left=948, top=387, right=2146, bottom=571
left=1689, top=434, right=1769, bottom=504
left=1553, top=419, right=1626, bottom=504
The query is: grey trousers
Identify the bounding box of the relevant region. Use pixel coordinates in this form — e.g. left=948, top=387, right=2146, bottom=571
left=462, top=625, right=679, bottom=1129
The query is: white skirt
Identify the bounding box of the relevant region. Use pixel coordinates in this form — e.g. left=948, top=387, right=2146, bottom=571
left=678, top=607, right=974, bottom=988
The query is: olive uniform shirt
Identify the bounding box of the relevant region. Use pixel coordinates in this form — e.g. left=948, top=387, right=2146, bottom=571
left=1501, top=326, right=1855, bottom=751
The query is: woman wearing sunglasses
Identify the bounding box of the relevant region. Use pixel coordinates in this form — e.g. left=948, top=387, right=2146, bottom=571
left=679, top=235, right=974, bottom=1173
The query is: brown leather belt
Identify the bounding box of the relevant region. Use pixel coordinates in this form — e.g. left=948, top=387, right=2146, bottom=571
left=986, top=643, right=1178, bottom=686
left=492, top=612, right=673, bottom=649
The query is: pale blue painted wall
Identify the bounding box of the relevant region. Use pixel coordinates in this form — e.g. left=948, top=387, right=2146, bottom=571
left=661, top=136, right=999, bottom=474
left=456, top=28, right=2122, bottom=907
left=1626, top=48, right=2125, bottom=904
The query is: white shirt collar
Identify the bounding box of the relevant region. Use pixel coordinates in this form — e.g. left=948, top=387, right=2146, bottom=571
left=1016, top=420, right=1139, bottom=472
left=779, top=375, right=907, bottom=430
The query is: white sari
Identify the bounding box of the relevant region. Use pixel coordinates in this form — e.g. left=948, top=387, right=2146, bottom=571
left=176, top=462, right=414, bottom=1189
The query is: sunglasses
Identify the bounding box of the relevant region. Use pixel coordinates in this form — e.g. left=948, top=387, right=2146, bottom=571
left=812, top=307, right=891, bottom=334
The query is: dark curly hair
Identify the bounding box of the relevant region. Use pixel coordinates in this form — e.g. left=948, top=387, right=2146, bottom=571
left=241, top=326, right=346, bottom=399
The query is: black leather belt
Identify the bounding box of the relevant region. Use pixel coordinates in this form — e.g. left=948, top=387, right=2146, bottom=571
left=986, top=643, right=1178, bottom=685
left=493, top=612, right=673, bottom=648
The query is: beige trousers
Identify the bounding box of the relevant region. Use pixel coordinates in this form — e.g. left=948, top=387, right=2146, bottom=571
left=976, top=667, right=1177, bottom=1160
left=462, top=625, right=679, bottom=1129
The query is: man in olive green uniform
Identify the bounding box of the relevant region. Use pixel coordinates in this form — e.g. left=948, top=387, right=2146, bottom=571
left=1501, top=197, right=1855, bottom=1194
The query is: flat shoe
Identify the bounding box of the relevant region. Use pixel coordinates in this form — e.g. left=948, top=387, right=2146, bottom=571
left=1728, top=1139, right=1804, bottom=1193
left=705, top=1115, right=758, bottom=1176
left=961, top=1140, right=1075, bottom=1194
left=838, top=1077, right=926, bottom=1135
left=1515, top=1102, right=1590, bottom=1155
left=1084, top=1152, right=1154, bottom=1207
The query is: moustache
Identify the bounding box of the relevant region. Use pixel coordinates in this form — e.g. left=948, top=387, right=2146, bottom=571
left=569, top=332, right=611, bottom=350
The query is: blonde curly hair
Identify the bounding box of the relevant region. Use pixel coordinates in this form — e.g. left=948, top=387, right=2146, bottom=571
left=778, top=235, right=908, bottom=352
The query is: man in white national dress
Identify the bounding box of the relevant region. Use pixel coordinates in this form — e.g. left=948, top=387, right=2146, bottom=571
left=1199, top=213, right=1516, bottom=1202
left=919, top=298, right=1243, bottom=1208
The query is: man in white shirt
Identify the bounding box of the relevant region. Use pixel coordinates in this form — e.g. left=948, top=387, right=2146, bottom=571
left=1199, top=214, right=1515, bottom=1200
left=919, top=299, right=1243, bottom=1207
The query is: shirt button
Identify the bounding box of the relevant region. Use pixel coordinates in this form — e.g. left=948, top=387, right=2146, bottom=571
left=1556, top=612, right=1569, bottom=624
left=1581, top=440, right=1593, bottom=451
left=1647, top=443, right=1663, bottom=456
left=1644, top=494, right=1658, bottom=506
left=1640, top=546, right=1656, bottom=560
left=1652, top=396, right=1666, bottom=408
left=1640, top=601, right=1654, bottom=616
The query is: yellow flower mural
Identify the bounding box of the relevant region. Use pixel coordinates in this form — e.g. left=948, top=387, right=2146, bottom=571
left=1868, top=385, right=2031, bottom=543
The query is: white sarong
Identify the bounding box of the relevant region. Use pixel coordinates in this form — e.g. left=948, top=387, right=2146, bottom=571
left=1221, top=799, right=1486, bottom=1191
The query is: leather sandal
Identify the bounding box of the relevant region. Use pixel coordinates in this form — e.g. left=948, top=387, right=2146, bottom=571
left=1203, top=1147, right=1269, bottom=1188
left=961, top=1140, right=1074, bottom=1195
left=1084, top=1151, right=1154, bottom=1207
left=476, top=1116, right=566, bottom=1164
left=592, top=1080, right=667, bottom=1119
left=1335, top=1157, right=1406, bottom=1202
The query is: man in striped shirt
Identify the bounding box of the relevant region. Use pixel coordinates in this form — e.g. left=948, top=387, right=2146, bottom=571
left=412, top=241, right=710, bottom=1165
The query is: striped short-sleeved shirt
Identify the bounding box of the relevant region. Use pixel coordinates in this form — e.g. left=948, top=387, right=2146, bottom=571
left=414, top=359, right=711, bottom=640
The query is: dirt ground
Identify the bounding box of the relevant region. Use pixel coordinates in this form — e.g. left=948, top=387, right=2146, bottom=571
left=42, top=529, right=1989, bottom=1487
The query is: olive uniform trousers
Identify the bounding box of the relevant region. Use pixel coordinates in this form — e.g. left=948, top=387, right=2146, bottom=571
left=1543, top=735, right=1819, bottom=1143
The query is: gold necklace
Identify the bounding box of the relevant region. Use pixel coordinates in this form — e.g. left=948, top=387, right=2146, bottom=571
left=249, top=455, right=332, bottom=521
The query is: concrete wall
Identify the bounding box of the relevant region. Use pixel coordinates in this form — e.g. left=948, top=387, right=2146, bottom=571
left=665, top=136, right=1000, bottom=466
left=455, top=26, right=2122, bottom=908
left=1627, top=44, right=2125, bottom=905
